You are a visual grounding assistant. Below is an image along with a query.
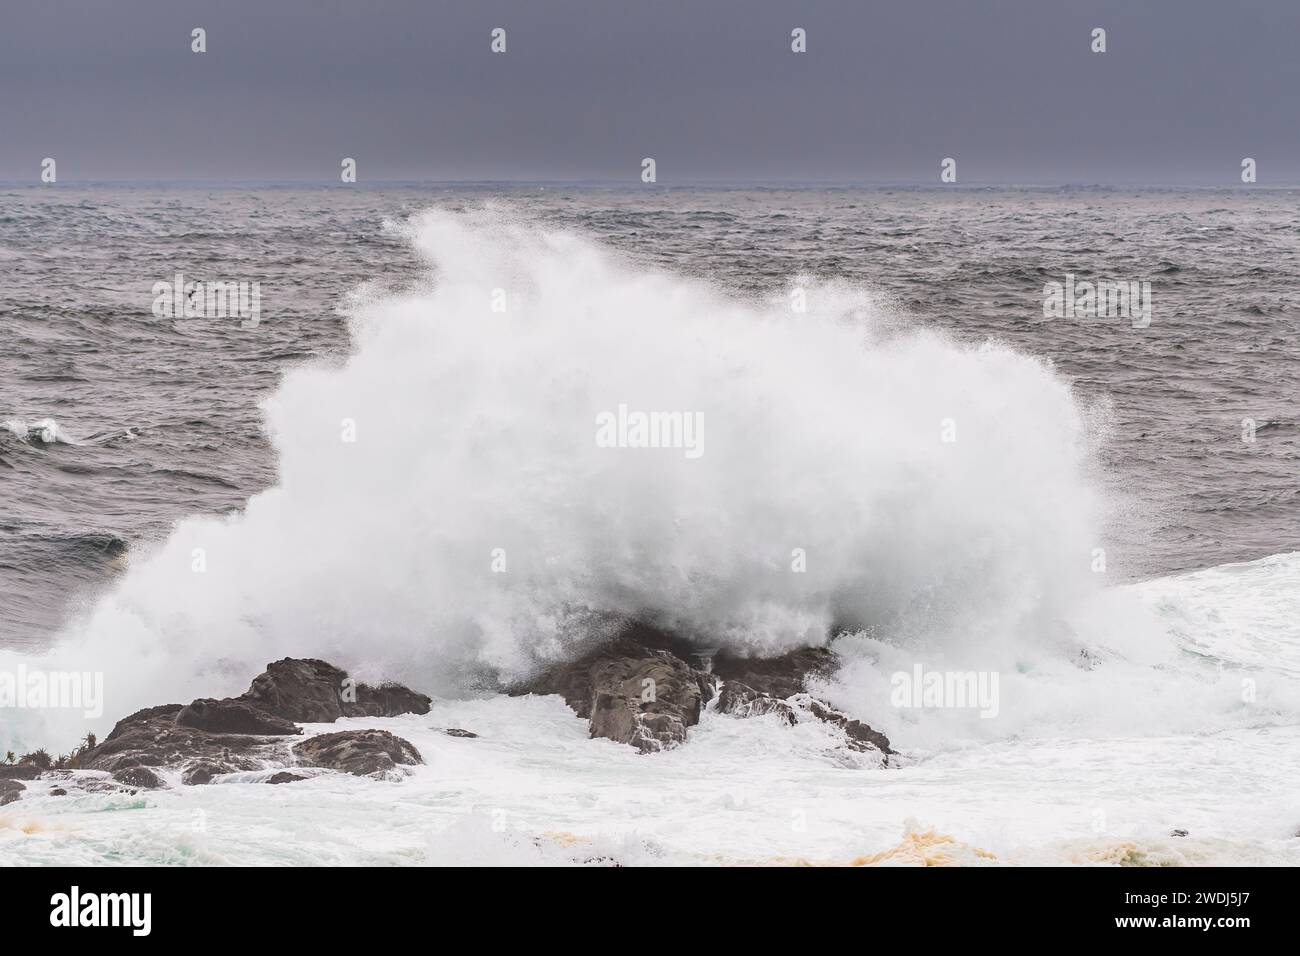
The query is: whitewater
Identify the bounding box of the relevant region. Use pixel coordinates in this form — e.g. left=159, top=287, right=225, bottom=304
left=2, top=206, right=1298, bottom=866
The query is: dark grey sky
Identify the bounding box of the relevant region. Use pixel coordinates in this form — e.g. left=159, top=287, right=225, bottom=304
left=2, top=0, right=1297, bottom=184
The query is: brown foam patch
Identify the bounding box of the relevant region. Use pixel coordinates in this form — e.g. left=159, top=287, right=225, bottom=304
left=0, top=814, right=70, bottom=835
left=752, top=827, right=1001, bottom=867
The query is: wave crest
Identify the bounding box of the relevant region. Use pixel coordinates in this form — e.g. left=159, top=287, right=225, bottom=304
left=9, top=206, right=1110, bottom=742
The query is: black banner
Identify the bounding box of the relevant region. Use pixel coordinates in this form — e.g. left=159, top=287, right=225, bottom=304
left=6, top=865, right=1284, bottom=941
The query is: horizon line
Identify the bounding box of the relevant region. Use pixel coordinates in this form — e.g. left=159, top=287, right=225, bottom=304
left=2, top=179, right=1297, bottom=190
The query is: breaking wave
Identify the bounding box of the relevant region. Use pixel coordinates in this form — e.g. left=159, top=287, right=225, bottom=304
left=0, top=207, right=1166, bottom=747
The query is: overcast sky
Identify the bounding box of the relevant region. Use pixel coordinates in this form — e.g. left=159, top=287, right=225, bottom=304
left=1, top=0, right=1296, bottom=184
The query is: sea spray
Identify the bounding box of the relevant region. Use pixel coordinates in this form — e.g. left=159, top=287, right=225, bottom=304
left=1, top=206, right=1111, bottom=748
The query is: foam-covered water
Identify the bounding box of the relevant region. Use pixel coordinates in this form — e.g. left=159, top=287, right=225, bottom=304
left=2, top=189, right=1298, bottom=865
left=6, top=566, right=1300, bottom=866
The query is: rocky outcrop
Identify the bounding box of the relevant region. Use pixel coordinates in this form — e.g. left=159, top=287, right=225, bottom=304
left=52, top=658, right=430, bottom=789
left=75, top=705, right=291, bottom=776
left=112, top=766, right=163, bottom=790
left=514, top=626, right=893, bottom=759
left=711, top=646, right=838, bottom=698
left=715, top=681, right=796, bottom=725
left=715, top=682, right=892, bottom=760
left=176, top=698, right=301, bottom=736
left=0, top=779, right=24, bottom=805
left=709, top=648, right=893, bottom=761
left=241, top=658, right=432, bottom=723
left=106, top=703, right=185, bottom=739
left=267, top=771, right=307, bottom=785
left=292, top=730, right=422, bottom=777
left=352, top=682, right=434, bottom=720
left=0, top=765, right=42, bottom=781
left=516, top=636, right=714, bottom=753
left=799, top=695, right=893, bottom=755
left=181, top=763, right=226, bottom=786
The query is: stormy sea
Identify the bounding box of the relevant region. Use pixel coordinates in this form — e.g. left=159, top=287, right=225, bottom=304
left=1, top=184, right=1298, bottom=865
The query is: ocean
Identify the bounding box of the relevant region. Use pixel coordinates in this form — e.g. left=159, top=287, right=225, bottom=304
left=1, top=185, right=1298, bottom=865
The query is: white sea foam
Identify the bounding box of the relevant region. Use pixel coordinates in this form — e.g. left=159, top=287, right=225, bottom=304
left=3, top=680, right=1298, bottom=866
left=3, top=418, right=70, bottom=445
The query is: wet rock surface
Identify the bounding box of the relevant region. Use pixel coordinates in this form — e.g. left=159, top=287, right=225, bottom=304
left=74, top=706, right=290, bottom=777
left=8, top=635, right=893, bottom=797
left=715, top=681, right=892, bottom=762
left=38, top=658, right=431, bottom=790
left=0, top=765, right=42, bottom=781
left=176, top=698, right=302, bottom=736
left=112, top=766, right=163, bottom=790
left=711, top=646, right=838, bottom=699
left=182, top=763, right=225, bottom=786
left=242, top=658, right=432, bottom=723
left=292, top=729, right=422, bottom=777
left=715, top=681, right=796, bottom=725
left=801, top=696, right=893, bottom=755
left=707, top=645, right=891, bottom=759
left=516, top=634, right=714, bottom=753
left=514, top=624, right=891, bottom=759
left=267, top=771, right=308, bottom=785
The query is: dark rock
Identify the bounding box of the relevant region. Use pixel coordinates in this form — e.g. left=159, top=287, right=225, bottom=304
left=716, top=682, right=891, bottom=760
left=182, top=763, right=226, bottom=786
left=444, top=728, right=478, bottom=738
left=613, top=621, right=706, bottom=661
left=591, top=689, right=688, bottom=753
left=77, top=708, right=290, bottom=777
left=240, top=658, right=353, bottom=722
left=105, top=704, right=184, bottom=742
left=708, top=645, right=891, bottom=759
left=711, top=646, right=838, bottom=699
left=176, top=697, right=301, bottom=736
left=81, top=779, right=132, bottom=794
left=513, top=625, right=891, bottom=757
left=0, top=779, right=25, bottom=804
left=350, top=682, right=433, bottom=720
left=240, top=658, right=431, bottom=723
left=112, top=766, right=163, bottom=789
left=1170, top=829, right=1189, bottom=838
left=49, top=788, right=67, bottom=796
left=266, top=771, right=307, bottom=785
left=802, top=697, right=893, bottom=755
left=0, top=765, right=42, bottom=781
left=586, top=647, right=712, bottom=750
left=518, top=636, right=714, bottom=753
left=62, top=657, right=430, bottom=786
left=716, top=681, right=796, bottom=725
left=292, top=730, right=422, bottom=777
